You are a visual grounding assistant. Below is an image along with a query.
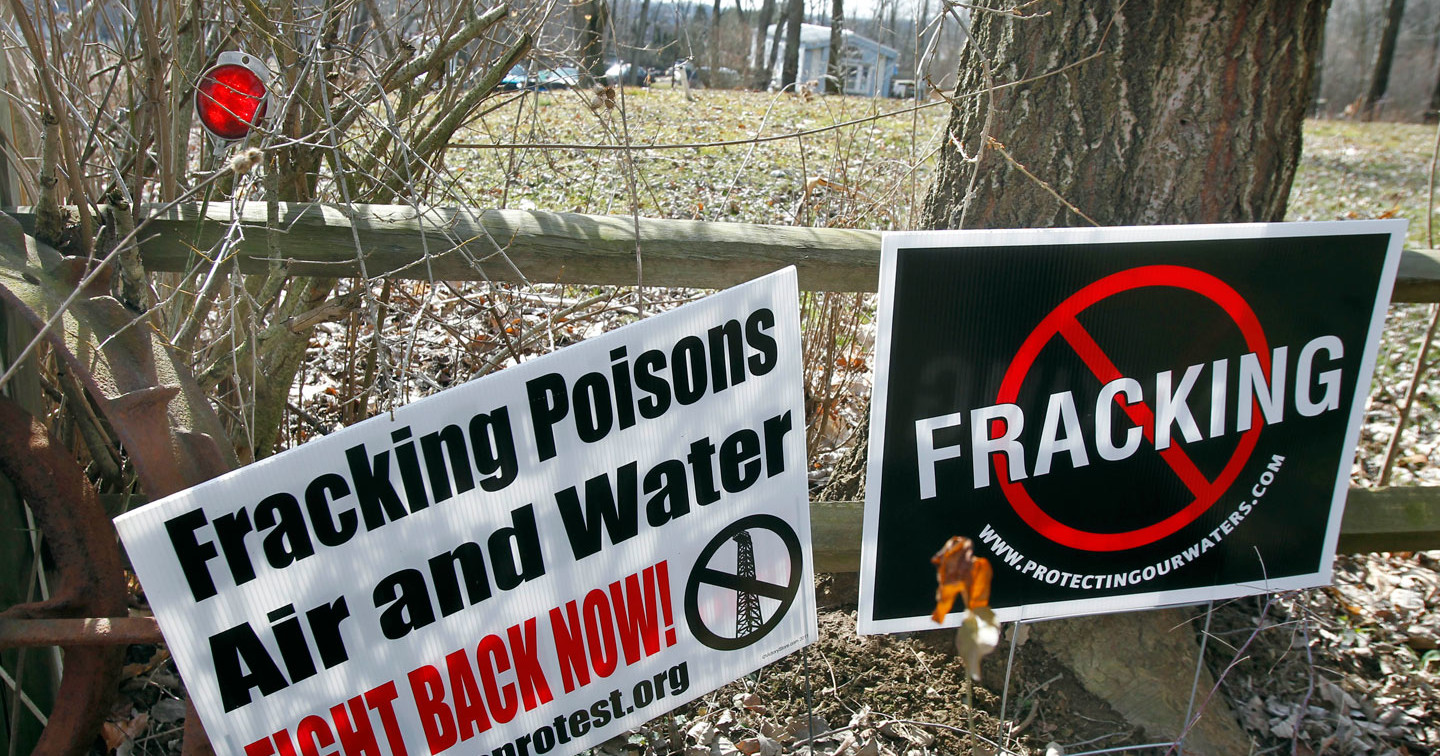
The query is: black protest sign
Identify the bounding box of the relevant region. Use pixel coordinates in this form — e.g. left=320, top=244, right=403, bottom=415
left=858, top=223, right=1404, bottom=632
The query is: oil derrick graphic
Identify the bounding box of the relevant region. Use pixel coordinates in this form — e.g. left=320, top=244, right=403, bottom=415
left=686, top=514, right=803, bottom=650
left=733, top=531, right=763, bottom=638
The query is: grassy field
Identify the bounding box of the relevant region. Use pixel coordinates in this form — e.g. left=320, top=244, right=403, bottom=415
left=455, top=87, right=950, bottom=230
left=455, top=88, right=1439, bottom=243
left=1290, top=119, right=1437, bottom=249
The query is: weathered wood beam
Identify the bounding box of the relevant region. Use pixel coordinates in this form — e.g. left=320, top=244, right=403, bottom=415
left=9, top=204, right=1440, bottom=299
left=811, top=486, right=1440, bottom=572
left=99, top=484, right=1435, bottom=573
left=1396, top=248, right=1440, bottom=303
left=0, top=487, right=1430, bottom=646
left=14, top=204, right=883, bottom=292
left=1335, top=486, right=1440, bottom=554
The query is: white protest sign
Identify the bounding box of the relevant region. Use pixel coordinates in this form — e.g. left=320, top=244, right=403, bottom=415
left=115, top=269, right=816, bottom=755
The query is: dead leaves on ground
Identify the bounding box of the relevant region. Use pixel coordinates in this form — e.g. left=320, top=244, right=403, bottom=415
left=100, top=644, right=187, bottom=755
left=669, top=705, right=937, bottom=756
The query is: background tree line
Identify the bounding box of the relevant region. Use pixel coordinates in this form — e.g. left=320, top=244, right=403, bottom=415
left=1320, top=0, right=1440, bottom=120
left=533, top=0, right=1440, bottom=120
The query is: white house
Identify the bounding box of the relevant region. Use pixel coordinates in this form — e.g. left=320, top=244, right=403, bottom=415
left=758, top=23, right=900, bottom=97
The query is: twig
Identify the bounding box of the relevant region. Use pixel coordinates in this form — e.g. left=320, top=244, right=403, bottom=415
left=1379, top=303, right=1440, bottom=485
left=405, top=36, right=534, bottom=169
left=6, top=0, right=94, bottom=254
left=790, top=722, right=860, bottom=747
left=382, top=6, right=510, bottom=93
left=283, top=291, right=362, bottom=333
left=1061, top=729, right=1132, bottom=751
left=1428, top=102, right=1440, bottom=249
left=989, top=139, right=1100, bottom=226
left=55, top=362, right=123, bottom=485
left=881, top=718, right=1023, bottom=755
left=1166, top=590, right=1278, bottom=755
left=286, top=400, right=331, bottom=438
left=1291, top=614, right=1318, bottom=756
left=353, top=280, right=391, bottom=421
left=1010, top=696, right=1040, bottom=735
left=475, top=291, right=623, bottom=376
left=0, top=659, right=46, bottom=727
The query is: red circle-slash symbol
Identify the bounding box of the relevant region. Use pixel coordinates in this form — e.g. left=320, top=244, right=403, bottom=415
left=995, top=265, right=1270, bottom=552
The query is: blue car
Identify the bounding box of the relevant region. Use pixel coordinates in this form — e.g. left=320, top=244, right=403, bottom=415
left=499, top=64, right=530, bottom=90
left=535, top=67, right=580, bottom=90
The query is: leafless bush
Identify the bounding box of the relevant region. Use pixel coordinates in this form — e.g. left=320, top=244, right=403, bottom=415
left=0, top=0, right=657, bottom=461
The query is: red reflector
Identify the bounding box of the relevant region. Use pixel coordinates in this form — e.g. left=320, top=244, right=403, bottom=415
left=196, top=63, right=268, bottom=141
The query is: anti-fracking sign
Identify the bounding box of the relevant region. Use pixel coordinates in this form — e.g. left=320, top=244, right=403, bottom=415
left=114, top=269, right=816, bottom=755
left=857, top=222, right=1405, bottom=633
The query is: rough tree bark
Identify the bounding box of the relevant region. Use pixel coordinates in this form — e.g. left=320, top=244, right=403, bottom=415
left=1362, top=0, right=1406, bottom=121
left=923, top=2, right=1323, bottom=231
left=832, top=2, right=1331, bottom=752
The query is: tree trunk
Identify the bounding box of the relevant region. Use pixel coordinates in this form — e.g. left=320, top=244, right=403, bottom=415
left=1362, top=0, right=1406, bottom=121
left=904, top=2, right=1328, bottom=752
left=751, top=0, right=776, bottom=87
left=1430, top=55, right=1440, bottom=123
left=1311, top=13, right=1327, bottom=117
left=767, top=14, right=788, bottom=85
left=1428, top=12, right=1440, bottom=124
left=923, top=1, right=1323, bottom=231
left=630, top=0, right=652, bottom=75
left=885, top=0, right=897, bottom=48
left=167, top=0, right=202, bottom=197
left=580, top=0, right=609, bottom=86
left=828, top=0, right=845, bottom=94
left=781, top=0, right=804, bottom=89
left=914, top=0, right=930, bottom=99
left=734, top=0, right=750, bottom=80
left=710, top=0, right=722, bottom=80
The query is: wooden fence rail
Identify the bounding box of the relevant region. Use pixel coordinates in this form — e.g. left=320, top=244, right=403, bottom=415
left=8, top=203, right=1440, bottom=557
left=13, top=203, right=1440, bottom=299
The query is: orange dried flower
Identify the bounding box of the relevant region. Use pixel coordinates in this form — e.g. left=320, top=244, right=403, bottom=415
left=931, top=535, right=992, bottom=623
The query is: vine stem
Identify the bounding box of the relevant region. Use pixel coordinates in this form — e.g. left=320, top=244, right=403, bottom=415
left=1377, top=97, right=1440, bottom=486
left=1379, top=303, right=1440, bottom=486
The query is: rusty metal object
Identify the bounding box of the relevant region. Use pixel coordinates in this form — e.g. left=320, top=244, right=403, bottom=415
left=0, top=399, right=127, bottom=756
left=0, top=617, right=163, bottom=647
left=0, top=212, right=235, bottom=753
left=182, top=698, right=217, bottom=756
left=0, top=212, right=236, bottom=501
